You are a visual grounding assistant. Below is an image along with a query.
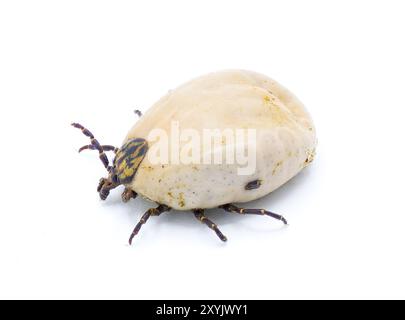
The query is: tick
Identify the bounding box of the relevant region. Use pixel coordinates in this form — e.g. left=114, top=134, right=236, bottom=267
left=72, top=70, right=317, bottom=244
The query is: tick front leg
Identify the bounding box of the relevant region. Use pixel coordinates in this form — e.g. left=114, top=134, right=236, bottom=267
left=71, top=123, right=110, bottom=170
left=129, top=204, right=171, bottom=245
left=78, top=145, right=118, bottom=153
left=193, top=209, right=227, bottom=242
left=219, top=204, right=288, bottom=225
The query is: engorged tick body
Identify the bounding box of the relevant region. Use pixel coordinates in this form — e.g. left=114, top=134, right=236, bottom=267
left=72, top=70, right=317, bottom=244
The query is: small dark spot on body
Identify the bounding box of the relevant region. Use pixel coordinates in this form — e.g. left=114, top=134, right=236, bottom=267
left=245, top=179, right=262, bottom=190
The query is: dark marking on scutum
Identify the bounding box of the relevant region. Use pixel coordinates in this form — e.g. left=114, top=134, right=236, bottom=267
left=121, top=138, right=146, bottom=156
left=113, top=138, right=148, bottom=185
left=245, top=179, right=262, bottom=190
left=115, top=139, right=146, bottom=165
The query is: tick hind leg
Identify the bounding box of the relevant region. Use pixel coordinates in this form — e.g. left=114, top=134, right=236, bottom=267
left=193, top=209, right=227, bottom=242
left=219, top=204, right=288, bottom=225
left=129, top=204, right=171, bottom=245
left=71, top=123, right=116, bottom=171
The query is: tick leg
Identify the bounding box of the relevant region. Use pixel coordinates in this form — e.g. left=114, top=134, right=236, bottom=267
left=134, top=109, right=142, bottom=117
left=121, top=188, right=137, bottom=203
left=129, top=204, right=171, bottom=245
left=219, top=204, right=288, bottom=225
left=78, top=145, right=118, bottom=154
left=71, top=123, right=110, bottom=170
left=97, top=178, right=107, bottom=192
left=193, top=209, right=227, bottom=242
left=98, top=178, right=118, bottom=200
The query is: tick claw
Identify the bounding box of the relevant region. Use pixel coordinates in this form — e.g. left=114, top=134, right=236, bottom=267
left=128, top=235, right=135, bottom=245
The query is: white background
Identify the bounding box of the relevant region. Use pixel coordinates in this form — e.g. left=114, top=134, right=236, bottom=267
left=1, top=0, right=404, bottom=300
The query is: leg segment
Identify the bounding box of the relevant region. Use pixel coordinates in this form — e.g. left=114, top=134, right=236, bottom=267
left=71, top=123, right=110, bottom=170
left=129, top=204, right=171, bottom=245
left=121, top=187, right=137, bottom=203
left=78, top=145, right=118, bottom=153
left=97, top=177, right=118, bottom=200
left=193, top=209, right=227, bottom=242
left=134, top=109, right=142, bottom=117
left=219, top=204, right=288, bottom=225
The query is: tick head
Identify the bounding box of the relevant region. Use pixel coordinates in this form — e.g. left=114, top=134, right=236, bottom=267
left=96, top=138, right=148, bottom=200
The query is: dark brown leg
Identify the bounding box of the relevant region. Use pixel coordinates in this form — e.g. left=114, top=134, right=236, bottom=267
left=193, top=209, right=227, bottom=242
left=134, top=109, right=142, bottom=117
left=129, top=204, right=171, bottom=245
left=219, top=204, right=288, bottom=225
left=97, top=178, right=106, bottom=193
left=121, top=188, right=137, bottom=203
left=97, top=177, right=118, bottom=200
left=78, top=145, right=118, bottom=153
left=71, top=123, right=110, bottom=170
